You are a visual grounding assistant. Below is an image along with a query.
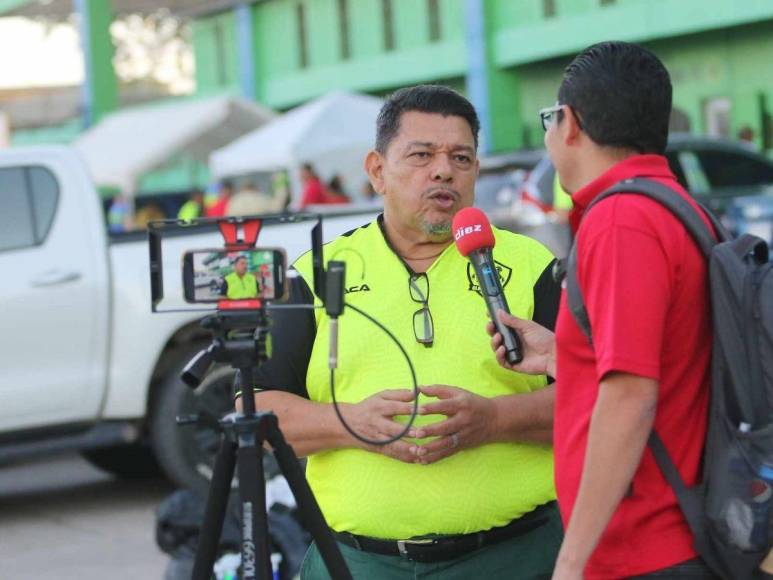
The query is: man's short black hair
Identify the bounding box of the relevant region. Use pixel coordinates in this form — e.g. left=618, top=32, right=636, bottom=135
left=558, top=41, right=672, bottom=154
left=234, top=256, right=247, bottom=264
left=375, top=84, right=480, bottom=153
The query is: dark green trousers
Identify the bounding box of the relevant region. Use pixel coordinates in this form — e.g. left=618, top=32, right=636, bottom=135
left=301, top=504, right=563, bottom=580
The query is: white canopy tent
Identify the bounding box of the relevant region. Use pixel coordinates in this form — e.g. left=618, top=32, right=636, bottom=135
left=74, top=95, right=274, bottom=194
left=210, top=91, right=383, bottom=203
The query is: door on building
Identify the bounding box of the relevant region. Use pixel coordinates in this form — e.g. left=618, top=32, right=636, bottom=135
left=704, top=97, right=732, bottom=138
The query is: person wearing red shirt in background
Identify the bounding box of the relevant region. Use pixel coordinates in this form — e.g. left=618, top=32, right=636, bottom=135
left=326, top=174, right=351, bottom=205
left=205, top=180, right=234, bottom=217
left=488, top=42, right=718, bottom=579
left=299, top=163, right=328, bottom=208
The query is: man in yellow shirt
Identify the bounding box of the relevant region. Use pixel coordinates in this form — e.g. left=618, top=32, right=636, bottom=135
left=221, top=256, right=259, bottom=299
left=238, top=85, right=562, bottom=579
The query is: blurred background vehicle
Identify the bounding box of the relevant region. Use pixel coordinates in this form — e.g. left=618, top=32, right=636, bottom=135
left=0, top=145, right=380, bottom=495
left=478, top=135, right=773, bottom=256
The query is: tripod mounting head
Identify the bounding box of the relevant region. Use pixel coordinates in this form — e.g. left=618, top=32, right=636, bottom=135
left=181, top=309, right=271, bottom=389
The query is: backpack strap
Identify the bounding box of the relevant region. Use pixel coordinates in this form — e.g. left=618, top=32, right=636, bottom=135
left=648, top=431, right=705, bottom=539
left=565, top=178, right=722, bottom=341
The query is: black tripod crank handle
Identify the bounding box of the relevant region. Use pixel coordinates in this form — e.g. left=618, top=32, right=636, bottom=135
left=175, top=414, right=200, bottom=426
left=175, top=413, right=222, bottom=431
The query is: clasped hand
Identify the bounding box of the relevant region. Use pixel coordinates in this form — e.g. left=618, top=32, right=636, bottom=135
left=340, top=385, right=497, bottom=465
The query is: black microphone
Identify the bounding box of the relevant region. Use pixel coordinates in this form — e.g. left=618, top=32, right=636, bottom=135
left=452, top=208, right=523, bottom=364
left=324, top=261, right=346, bottom=369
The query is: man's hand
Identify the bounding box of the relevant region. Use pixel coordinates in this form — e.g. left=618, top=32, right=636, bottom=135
left=409, top=385, right=497, bottom=465
left=339, top=389, right=417, bottom=463
left=487, top=310, right=557, bottom=377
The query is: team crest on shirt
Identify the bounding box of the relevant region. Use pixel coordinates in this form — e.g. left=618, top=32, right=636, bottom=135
left=466, top=261, right=512, bottom=295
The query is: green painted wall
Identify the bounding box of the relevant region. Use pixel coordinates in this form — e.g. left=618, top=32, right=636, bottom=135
left=514, top=57, right=572, bottom=149
left=494, top=0, right=773, bottom=68
left=201, top=0, right=468, bottom=108
left=514, top=19, right=773, bottom=151
left=11, top=0, right=773, bottom=197
left=11, top=120, right=83, bottom=146
left=191, top=0, right=773, bottom=152
left=138, top=155, right=211, bottom=194
left=84, top=0, right=118, bottom=122
left=192, top=10, right=241, bottom=96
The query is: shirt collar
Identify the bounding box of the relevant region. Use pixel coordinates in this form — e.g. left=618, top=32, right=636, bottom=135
left=569, top=154, right=676, bottom=233
left=376, top=214, right=456, bottom=276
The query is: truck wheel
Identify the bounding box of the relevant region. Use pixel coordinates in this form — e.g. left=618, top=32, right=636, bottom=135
left=82, top=443, right=161, bottom=479
left=150, top=354, right=236, bottom=493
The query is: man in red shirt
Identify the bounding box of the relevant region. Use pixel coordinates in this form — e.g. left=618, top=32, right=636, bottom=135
left=489, top=42, right=717, bottom=578
left=205, top=180, right=234, bottom=217
left=299, top=163, right=328, bottom=208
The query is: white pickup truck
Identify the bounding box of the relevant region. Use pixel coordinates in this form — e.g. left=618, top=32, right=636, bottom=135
left=0, top=145, right=379, bottom=489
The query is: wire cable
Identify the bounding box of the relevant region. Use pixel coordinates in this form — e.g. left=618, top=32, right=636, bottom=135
left=329, top=302, right=419, bottom=446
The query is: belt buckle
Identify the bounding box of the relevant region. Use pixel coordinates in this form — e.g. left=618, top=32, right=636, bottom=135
left=397, top=538, right=436, bottom=558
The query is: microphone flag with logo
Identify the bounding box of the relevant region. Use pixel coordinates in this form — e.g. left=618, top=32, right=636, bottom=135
left=452, top=207, right=523, bottom=364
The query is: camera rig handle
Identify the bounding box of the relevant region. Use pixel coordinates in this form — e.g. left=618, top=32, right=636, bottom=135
left=147, top=213, right=328, bottom=314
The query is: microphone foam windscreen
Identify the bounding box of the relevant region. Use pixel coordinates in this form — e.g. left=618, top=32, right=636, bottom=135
left=452, top=207, right=495, bottom=256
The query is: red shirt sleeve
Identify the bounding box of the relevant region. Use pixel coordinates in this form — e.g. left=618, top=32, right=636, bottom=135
left=577, top=198, right=674, bottom=382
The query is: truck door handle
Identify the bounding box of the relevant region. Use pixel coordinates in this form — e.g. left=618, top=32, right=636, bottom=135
left=31, top=270, right=82, bottom=287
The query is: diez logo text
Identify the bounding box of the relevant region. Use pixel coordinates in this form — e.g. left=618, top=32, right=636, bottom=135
left=454, top=224, right=483, bottom=240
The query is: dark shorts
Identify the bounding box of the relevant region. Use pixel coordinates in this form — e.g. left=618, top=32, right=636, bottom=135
left=300, top=504, right=563, bottom=580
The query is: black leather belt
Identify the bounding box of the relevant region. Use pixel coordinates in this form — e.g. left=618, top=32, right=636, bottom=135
left=333, top=501, right=555, bottom=564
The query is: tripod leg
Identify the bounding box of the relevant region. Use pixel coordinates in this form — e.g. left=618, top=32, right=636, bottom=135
left=192, top=436, right=237, bottom=580
left=236, top=439, right=273, bottom=580
left=268, top=427, right=353, bottom=580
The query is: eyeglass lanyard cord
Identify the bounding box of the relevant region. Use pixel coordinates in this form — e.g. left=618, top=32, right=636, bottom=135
left=329, top=302, right=420, bottom=446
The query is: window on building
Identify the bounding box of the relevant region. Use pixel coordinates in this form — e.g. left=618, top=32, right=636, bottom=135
left=296, top=2, right=309, bottom=68
left=0, top=166, right=59, bottom=252
left=337, top=0, right=351, bottom=60
left=213, top=20, right=228, bottom=85
left=428, top=0, right=441, bottom=42
left=704, top=97, right=732, bottom=139
left=382, top=0, right=395, bottom=51
left=543, top=0, right=556, bottom=18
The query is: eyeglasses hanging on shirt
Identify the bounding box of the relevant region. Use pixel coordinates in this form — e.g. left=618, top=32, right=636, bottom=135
left=409, top=273, right=434, bottom=347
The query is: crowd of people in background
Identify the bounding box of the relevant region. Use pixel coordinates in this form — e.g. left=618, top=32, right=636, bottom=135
left=105, top=162, right=375, bottom=234
left=299, top=163, right=350, bottom=208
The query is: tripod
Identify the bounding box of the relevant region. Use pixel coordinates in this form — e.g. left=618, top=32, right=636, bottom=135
left=179, top=309, right=352, bottom=580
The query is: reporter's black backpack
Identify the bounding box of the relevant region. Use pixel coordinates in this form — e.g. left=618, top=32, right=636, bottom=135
left=564, top=178, right=773, bottom=580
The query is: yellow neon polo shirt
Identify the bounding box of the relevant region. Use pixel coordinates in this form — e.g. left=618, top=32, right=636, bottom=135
left=293, top=218, right=556, bottom=539
left=224, top=271, right=259, bottom=299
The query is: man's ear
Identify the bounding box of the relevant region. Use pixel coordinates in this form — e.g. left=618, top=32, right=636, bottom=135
left=562, top=106, right=583, bottom=145
left=364, top=150, right=386, bottom=195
